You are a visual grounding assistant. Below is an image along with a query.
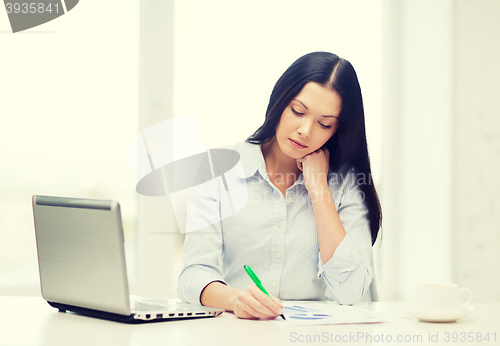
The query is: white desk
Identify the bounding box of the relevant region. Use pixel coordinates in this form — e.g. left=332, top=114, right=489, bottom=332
left=1, top=297, right=498, bottom=346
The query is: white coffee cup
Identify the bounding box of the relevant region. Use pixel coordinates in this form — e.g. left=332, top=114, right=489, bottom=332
left=417, top=283, right=472, bottom=310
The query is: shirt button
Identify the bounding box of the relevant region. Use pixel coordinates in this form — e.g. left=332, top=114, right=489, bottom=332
left=277, top=222, right=283, bottom=228
left=271, top=281, right=276, bottom=287
left=275, top=252, right=281, bottom=258
left=288, top=197, right=293, bottom=202
left=259, top=179, right=264, bottom=184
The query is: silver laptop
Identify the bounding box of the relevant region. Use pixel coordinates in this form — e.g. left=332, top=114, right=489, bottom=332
left=32, top=195, right=223, bottom=323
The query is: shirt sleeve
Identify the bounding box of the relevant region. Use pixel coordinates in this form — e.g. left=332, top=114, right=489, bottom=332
left=176, top=173, right=228, bottom=305
left=316, top=166, right=374, bottom=305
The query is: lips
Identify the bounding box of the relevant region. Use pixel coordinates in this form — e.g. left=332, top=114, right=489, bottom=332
left=289, top=138, right=308, bottom=149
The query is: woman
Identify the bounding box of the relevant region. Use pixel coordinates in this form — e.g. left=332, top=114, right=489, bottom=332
left=177, top=51, right=382, bottom=319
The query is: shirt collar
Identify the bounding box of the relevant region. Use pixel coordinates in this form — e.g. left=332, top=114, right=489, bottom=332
left=237, top=142, right=305, bottom=186
left=238, top=141, right=266, bottom=179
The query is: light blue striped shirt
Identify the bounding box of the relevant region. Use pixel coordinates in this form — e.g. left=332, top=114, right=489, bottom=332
left=177, top=141, right=374, bottom=305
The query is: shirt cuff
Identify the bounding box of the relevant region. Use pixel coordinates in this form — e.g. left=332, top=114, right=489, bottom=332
left=316, top=233, right=363, bottom=281
left=179, top=269, right=228, bottom=305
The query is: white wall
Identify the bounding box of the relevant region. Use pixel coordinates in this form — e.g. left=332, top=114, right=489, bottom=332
left=454, top=0, right=500, bottom=302
left=0, top=1, right=139, bottom=295
left=379, top=0, right=453, bottom=301
left=381, top=0, right=500, bottom=303
left=132, top=0, right=181, bottom=299
left=173, top=0, right=384, bottom=180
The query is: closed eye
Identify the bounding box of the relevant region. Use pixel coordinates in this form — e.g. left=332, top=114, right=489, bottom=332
left=291, top=107, right=304, bottom=116
left=292, top=107, right=331, bottom=129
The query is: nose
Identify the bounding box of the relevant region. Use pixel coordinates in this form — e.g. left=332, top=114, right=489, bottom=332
left=297, top=119, right=313, bottom=138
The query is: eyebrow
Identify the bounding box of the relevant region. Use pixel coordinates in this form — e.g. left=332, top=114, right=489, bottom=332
left=293, top=99, right=339, bottom=119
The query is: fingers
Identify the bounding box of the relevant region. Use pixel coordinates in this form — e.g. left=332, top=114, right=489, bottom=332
left=234, top=299, right=270, bottom=319
left=270, top=294, right=283, bottom=308
left=301, top=147, right=328, bottom=160
left=247, top=286, right=283, bottom=316
left=235, top=297, right=275, bottom=319
left=313, top=147, right=328, bottom=157
left=234, top=286, right=283, bottom=319
left=233, top=304, right=258, bottom=320
left=301, top=148, right=329, bottom=168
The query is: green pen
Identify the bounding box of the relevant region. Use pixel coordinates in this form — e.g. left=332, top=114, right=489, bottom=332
left=244, top=265, right=286, bottom=320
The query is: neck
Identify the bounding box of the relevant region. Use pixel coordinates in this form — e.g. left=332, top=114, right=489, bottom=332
left=261, top=138, right=302, bottom=177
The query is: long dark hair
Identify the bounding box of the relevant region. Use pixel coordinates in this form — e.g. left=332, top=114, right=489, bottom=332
left=247, top=52, right=382, bottom=245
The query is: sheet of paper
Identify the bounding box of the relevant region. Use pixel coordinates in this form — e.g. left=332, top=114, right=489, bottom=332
left=272, top=303, right=402, bottom=326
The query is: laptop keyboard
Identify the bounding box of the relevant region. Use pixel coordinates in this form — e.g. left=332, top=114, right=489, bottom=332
left=131, top=301, right=176, bottom=311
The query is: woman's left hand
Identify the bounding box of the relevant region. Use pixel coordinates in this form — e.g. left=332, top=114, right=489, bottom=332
left=296, top=147, right=330, bottom=192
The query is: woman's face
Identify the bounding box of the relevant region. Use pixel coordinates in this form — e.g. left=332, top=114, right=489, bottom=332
left=275, top=82, right=342, bottom=159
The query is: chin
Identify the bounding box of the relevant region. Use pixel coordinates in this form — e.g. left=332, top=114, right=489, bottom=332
left=286, top=151, right=304, bottom=160
left=278, top=137, right=314, bottom=159
left=283, top=146, right=312, bottom=160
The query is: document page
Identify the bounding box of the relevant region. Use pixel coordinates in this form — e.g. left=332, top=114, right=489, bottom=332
left=273, top=303, right=402, bottom=326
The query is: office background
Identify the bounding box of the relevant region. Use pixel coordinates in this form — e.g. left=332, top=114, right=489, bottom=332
left=0, top=0, right=498, bottom=303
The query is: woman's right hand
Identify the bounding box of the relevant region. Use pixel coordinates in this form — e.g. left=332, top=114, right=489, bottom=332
left=232, top=285, right=284, bottom=319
